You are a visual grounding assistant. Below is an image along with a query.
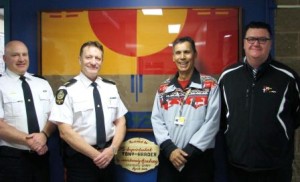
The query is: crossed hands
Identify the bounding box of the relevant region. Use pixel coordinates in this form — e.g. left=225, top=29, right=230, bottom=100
left=25, top=132, right=48, bottom=155
left=93, top=146, right=114, bottom=169
left=169, top=148, right=188, bottom=171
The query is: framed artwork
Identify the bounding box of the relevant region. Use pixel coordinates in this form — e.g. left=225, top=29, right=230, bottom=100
left=40, top=7, right=241, bottom=130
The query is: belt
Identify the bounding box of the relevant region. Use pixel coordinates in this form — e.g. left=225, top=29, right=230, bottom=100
left=63, top=140, right=112, bottom=157
left=92, top=140, right=112, bottom=150
left=0, top=146, right=36, bottom=157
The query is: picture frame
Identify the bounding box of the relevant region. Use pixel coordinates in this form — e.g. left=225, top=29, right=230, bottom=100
left=39, top=7, right=241, bottom=130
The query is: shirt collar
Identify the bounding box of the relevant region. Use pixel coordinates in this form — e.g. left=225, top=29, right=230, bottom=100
left=243, top=55, right=272, bottom=72
left=165, top=68, right=202, bottom=93
left=170, top=68, right=202, bottom=88
left=78, top=72, right=102, bottom=88
left=6, top=69, right=32, bottom=81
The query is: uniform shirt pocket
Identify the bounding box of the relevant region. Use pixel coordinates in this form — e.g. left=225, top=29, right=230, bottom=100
left=2, top=92, right=24, bottom=117
left=106, top=96, right=118, bottom=122
left=107, top=96, right=118, bottom=108
left=39, top=91, right=51, bottom=115
left=73, top=100, right=94, bottom=126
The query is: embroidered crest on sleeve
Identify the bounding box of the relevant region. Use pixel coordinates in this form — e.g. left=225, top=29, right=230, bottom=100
left=55, top=89, right=67, bottom=105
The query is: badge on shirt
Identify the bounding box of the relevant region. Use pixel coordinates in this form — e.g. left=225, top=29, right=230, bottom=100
left=55, top=89, right=67, bottom=105
left=174, top=116, right=185, bottom=125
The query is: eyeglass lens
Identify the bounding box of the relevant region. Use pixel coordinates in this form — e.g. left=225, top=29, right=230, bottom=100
left=245, top=37, right=270, bottom=44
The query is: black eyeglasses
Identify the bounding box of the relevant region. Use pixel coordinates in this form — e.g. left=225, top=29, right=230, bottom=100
left=244, top=37, right=271, bottom=44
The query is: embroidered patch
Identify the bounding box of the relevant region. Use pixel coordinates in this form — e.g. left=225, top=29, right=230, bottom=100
left=262, top=86, right=277, bottom=93
left=55, top=89, right=67, bottom=105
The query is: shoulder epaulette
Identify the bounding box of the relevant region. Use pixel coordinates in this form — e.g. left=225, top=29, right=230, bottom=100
left=102, top=78, right=115, bottom=85
left=64, top=78, right=77, bottom=87
left=32, top=74, right=47, bottom=80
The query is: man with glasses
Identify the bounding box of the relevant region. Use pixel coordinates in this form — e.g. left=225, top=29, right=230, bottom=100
left=218, top=21, right=300, bottom=181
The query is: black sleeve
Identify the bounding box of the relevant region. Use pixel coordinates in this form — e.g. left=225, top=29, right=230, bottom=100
left=182, top=144, right=203, bottom=160
left=160, top=139, right=177, bottom=158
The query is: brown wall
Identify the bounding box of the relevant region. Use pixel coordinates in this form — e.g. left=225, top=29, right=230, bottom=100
left=275, top=0, right=300, bottom=181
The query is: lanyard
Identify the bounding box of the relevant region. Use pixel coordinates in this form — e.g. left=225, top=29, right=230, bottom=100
left=179, top=88, right=191, bottom=117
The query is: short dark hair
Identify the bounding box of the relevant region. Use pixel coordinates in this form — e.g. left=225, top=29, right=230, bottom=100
left=79, top=41, right=104, bottom=56
left=172, top=36, right=197, bottom=54
left=244, top=21, right=272, bottom=38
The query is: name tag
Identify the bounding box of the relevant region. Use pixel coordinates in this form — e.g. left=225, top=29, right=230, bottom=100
left=174, top=116, right=185, bottom=125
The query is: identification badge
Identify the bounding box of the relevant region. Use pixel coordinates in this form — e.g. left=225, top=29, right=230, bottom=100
left=174, top=116, right=185, bottom=125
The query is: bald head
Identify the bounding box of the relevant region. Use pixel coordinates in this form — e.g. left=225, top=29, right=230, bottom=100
left=5, top=40, right=28, bottom=54
left=3, top=40, right=30, bottom=75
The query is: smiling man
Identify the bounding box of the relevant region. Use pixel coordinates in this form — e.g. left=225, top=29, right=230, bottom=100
left=0, top=40, right=56, bottom=182
left=151, top=36, right=221, bottom=182
left=49, top=41, right=127, bottom=182
left=218, top=21, right=300, bottom=182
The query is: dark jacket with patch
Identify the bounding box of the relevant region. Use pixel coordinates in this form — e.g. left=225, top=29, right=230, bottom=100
left=218, top=56, right=300, bottom=171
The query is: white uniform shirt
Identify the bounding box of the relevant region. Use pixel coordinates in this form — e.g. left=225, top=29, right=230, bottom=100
left=49, top=72, right=128, bottom=145
left=0, top=69, right=54, bottom=150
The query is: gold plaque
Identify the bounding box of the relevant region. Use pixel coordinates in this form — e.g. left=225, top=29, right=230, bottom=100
left=115, top=137, right=159, bottom=173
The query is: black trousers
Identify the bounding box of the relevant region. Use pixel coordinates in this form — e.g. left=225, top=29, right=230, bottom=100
left=157, top=149, right=214, bottom=182
left=0, top=146, right=50, bottom=182
left=229, top=164, right=293, bottom=182
left=64, top=145, right=115, bottom=182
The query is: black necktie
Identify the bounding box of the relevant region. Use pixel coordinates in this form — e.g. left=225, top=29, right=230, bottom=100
left=91, top=82, right=106, bottom=148
left=20, top=76, right=40, bottom=133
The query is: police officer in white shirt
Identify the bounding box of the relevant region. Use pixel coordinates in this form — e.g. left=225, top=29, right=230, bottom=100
left=0, top=40, right=56, bottom=182
left=49, top=41, right=128, bottom=182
